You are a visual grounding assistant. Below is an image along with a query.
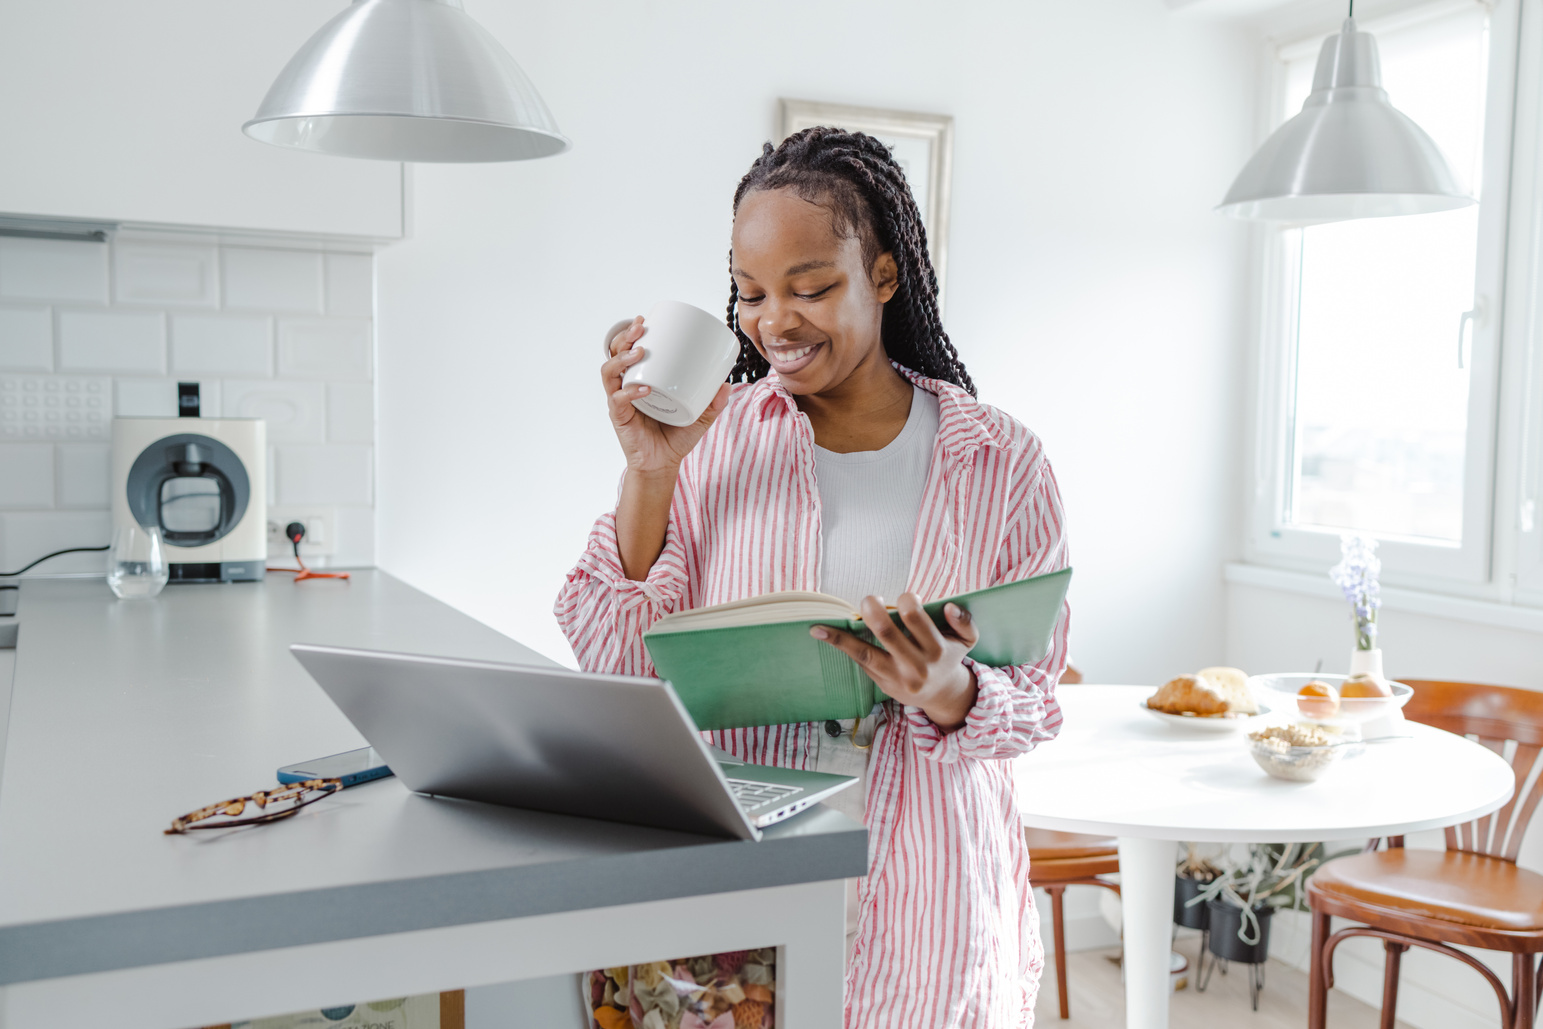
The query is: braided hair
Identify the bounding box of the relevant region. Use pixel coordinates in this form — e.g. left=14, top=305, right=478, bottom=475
left=724, top=126, right=976, bottom=396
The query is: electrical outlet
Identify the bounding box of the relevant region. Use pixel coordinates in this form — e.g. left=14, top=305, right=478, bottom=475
left=267, top=507, right=337, bottom=558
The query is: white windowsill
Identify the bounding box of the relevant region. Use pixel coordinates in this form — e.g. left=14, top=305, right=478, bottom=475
left=1223, top=562, right=1543, bottom=635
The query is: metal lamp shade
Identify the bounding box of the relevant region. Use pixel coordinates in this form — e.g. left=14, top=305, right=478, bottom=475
left=243, top=0, right=570, bottom=163
left=1218, top=19, right=1472, bottom=222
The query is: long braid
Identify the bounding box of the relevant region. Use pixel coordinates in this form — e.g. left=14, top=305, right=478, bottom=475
left=726, top=258, right=769, bottom=382
left=723, top=128, right=975, bottom=396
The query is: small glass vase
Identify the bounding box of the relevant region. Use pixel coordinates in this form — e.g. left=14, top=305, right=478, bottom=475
left=107, top=524, right=169, bottom=599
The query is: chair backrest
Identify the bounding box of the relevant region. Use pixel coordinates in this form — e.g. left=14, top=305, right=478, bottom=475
left=1399, top=679, right=1543, bottom=861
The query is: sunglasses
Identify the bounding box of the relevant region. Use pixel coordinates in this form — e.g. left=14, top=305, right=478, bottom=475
left=165, top=778, right=343, bottom=834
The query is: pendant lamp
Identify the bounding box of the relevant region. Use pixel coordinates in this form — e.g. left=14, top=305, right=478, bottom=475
left=1218, top=14, right=1472, bottom=222
left=243, top=0, right=569, bottom=163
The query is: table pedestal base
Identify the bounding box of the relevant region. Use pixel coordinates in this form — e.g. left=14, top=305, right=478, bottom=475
left=1118, top=837, right=1178, bottom=1029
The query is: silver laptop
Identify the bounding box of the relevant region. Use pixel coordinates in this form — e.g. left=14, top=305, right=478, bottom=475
left=289, top=644, right=858, bottom=841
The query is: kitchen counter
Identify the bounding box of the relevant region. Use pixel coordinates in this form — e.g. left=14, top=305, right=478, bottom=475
left=0, top=572, right=864, bottom=1028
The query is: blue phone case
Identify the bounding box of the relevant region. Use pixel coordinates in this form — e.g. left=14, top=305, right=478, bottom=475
left=277, top=747, right=394, bottom=787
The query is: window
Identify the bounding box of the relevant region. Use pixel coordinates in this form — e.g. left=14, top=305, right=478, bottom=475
left=1249, top=0, right=1518, bottom=586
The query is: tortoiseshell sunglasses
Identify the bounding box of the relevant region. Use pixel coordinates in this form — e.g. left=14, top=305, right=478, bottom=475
left=165, top=778, right=343, bottom=834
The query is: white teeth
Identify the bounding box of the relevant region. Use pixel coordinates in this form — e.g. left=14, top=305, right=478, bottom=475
left=776, top=344, right=816, bottom=363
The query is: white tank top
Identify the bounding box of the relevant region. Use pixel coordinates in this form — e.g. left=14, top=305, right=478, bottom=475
left=811, top=385, right=940, bottom=934
left=813, top=385, right=940, bottom=608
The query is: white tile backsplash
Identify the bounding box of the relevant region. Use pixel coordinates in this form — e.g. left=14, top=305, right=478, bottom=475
left=113, top=242, right=219, bottom=307
left=58, top=309, right=165, bottom=373
left=0, top=375, right=112, bottom=441
left=277, top=319, right=371, bottom=380
left=0, top=238, right=109, bottom=303
left=276, top=445, right=372, bottom=505
left=326, top=382, right=373, bottom=443
left=222, top=247, right=323, bottom=313
left=114, top=378, right=175, bottom=418
left=171, top=314, right=272, bottom=376
left=325, top=253, right=374, bottom=318
left=114, top=378, right=222, bottom=419
left=0, top=306, right=53, bottom=371
left=0, top=510, right=112, bottom=573
left=223, top=380, right=324, bottom=443
left=0, top=444, right=55, bottom=507
left=332, top=504, right=376, bottom=567
left=56, top=444, right=111, bottom=508
left=0, top=237, right=373, bottom=569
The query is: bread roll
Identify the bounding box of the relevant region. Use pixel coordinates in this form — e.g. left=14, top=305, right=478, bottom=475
left=1197, top=666, right=1257, bottom=715
left=1147, top=674, right=1229, bottom=716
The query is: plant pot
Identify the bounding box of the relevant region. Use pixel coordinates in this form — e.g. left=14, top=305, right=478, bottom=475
left=1206, top=899, right=1272, bottom=965
left=1174, top=876, right=1212, bottom=930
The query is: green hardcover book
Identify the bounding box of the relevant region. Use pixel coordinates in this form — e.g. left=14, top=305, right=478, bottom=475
left=642, top=567, right=1071, bottom=731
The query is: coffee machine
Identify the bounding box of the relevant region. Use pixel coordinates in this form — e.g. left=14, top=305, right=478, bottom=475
left=111, top=388, right=267, bottom=582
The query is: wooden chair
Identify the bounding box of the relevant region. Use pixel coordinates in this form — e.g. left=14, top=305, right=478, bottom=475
left=1028, top=665, right=1123, bottom=1020
left=1306, top=679, right=1543, bottom=1029
left=1028, top=827, right=1122, bottom=1020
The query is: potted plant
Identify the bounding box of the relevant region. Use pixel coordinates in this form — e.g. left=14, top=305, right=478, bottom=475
left=1192, top=843, right=1324, bottom=1009
left=1174, top=844, right=1220, bottom=931
left=1330, top=534, right=1383, bottom=680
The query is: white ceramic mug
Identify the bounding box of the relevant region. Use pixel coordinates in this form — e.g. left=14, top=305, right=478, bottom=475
left=604, top=301, right=740, bottom=427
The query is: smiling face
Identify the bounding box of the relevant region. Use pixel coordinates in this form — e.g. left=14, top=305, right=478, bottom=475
left=730, top=187, right=899, bottom=396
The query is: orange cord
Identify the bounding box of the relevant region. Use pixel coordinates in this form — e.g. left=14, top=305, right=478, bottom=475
left=267, top=549, right=349, bottom=582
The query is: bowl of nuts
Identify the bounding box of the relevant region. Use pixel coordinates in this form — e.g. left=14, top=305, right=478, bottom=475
left=1246, top=723, right=1343, bottom=782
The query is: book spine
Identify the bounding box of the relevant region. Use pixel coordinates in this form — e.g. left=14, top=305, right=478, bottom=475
left=818, top=637, right=878, bottom=721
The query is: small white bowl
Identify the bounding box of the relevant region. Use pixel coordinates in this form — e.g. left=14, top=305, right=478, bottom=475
left=1139, top=700, right=1274, bottom=733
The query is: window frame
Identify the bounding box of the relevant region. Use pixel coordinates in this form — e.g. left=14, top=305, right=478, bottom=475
left=1504, top=0, right=1543, bottom=606
left=1244, top=0, right=1522, bottom=592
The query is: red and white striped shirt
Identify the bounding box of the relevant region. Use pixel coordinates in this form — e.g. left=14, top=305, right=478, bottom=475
left=555, top=366, right=1070, bottom=1028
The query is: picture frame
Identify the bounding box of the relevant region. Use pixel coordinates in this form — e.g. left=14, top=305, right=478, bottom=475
left=777, top=99, right=955, bottom=311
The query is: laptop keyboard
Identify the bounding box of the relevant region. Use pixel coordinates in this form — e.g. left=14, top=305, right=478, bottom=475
left=726, top=778, right=801, bottom=811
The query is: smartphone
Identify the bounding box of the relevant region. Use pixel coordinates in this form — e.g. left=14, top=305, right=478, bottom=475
left=277, top=746, right=393, bottom=787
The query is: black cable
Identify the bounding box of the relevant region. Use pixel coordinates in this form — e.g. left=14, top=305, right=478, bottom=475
left=0, top=545, right=110, bottom=578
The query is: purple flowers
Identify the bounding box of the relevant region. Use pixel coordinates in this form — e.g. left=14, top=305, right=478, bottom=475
left=1329, top=535, right=1381, bottom=651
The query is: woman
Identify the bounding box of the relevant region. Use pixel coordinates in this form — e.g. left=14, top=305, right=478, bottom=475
left=557, top=127, right=1070, bottom=1028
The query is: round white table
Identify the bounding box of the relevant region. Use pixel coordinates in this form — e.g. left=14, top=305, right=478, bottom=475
left=1013, top=685, right=1515, bottom=1029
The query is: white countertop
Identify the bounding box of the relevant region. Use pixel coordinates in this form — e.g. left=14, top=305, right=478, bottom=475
left=0, top=572, right=866, bottom=986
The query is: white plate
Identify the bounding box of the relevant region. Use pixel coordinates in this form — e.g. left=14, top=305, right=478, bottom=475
left=1138, top=699, right=1273, bottom=732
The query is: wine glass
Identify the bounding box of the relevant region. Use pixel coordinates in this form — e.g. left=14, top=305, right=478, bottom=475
left=106, top=524, right=169, bottom=599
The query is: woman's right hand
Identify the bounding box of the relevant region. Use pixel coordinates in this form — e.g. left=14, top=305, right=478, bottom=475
left=603, top=316, right=733, bottom=478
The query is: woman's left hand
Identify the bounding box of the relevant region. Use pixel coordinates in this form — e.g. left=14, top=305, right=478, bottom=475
left=811, top=593, right=980, bottom=732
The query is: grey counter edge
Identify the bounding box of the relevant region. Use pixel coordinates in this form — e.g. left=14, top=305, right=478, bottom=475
left=0, top=821, right=866, bottom=985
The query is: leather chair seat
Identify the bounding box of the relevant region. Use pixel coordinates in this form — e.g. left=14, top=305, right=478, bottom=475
left=1024, top=828, right=1118, bottom=862
left=1025, top=828, right=1120, bottom=883
left=1312, top=849, right=1543, bottom=934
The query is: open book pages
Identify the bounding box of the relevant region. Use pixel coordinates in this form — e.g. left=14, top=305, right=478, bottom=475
left=649, top=591, right=866, bottom=633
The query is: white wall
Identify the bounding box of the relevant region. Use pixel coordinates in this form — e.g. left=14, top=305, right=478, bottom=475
left=375, top=0, right=1258, bottom=680
left=1226, top=579, right=1543, bottom=689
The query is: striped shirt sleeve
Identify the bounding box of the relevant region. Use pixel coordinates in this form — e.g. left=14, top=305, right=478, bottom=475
left=553, top=472, right=697, bottom=677
left=906, top=455, right=1070, bottom=762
